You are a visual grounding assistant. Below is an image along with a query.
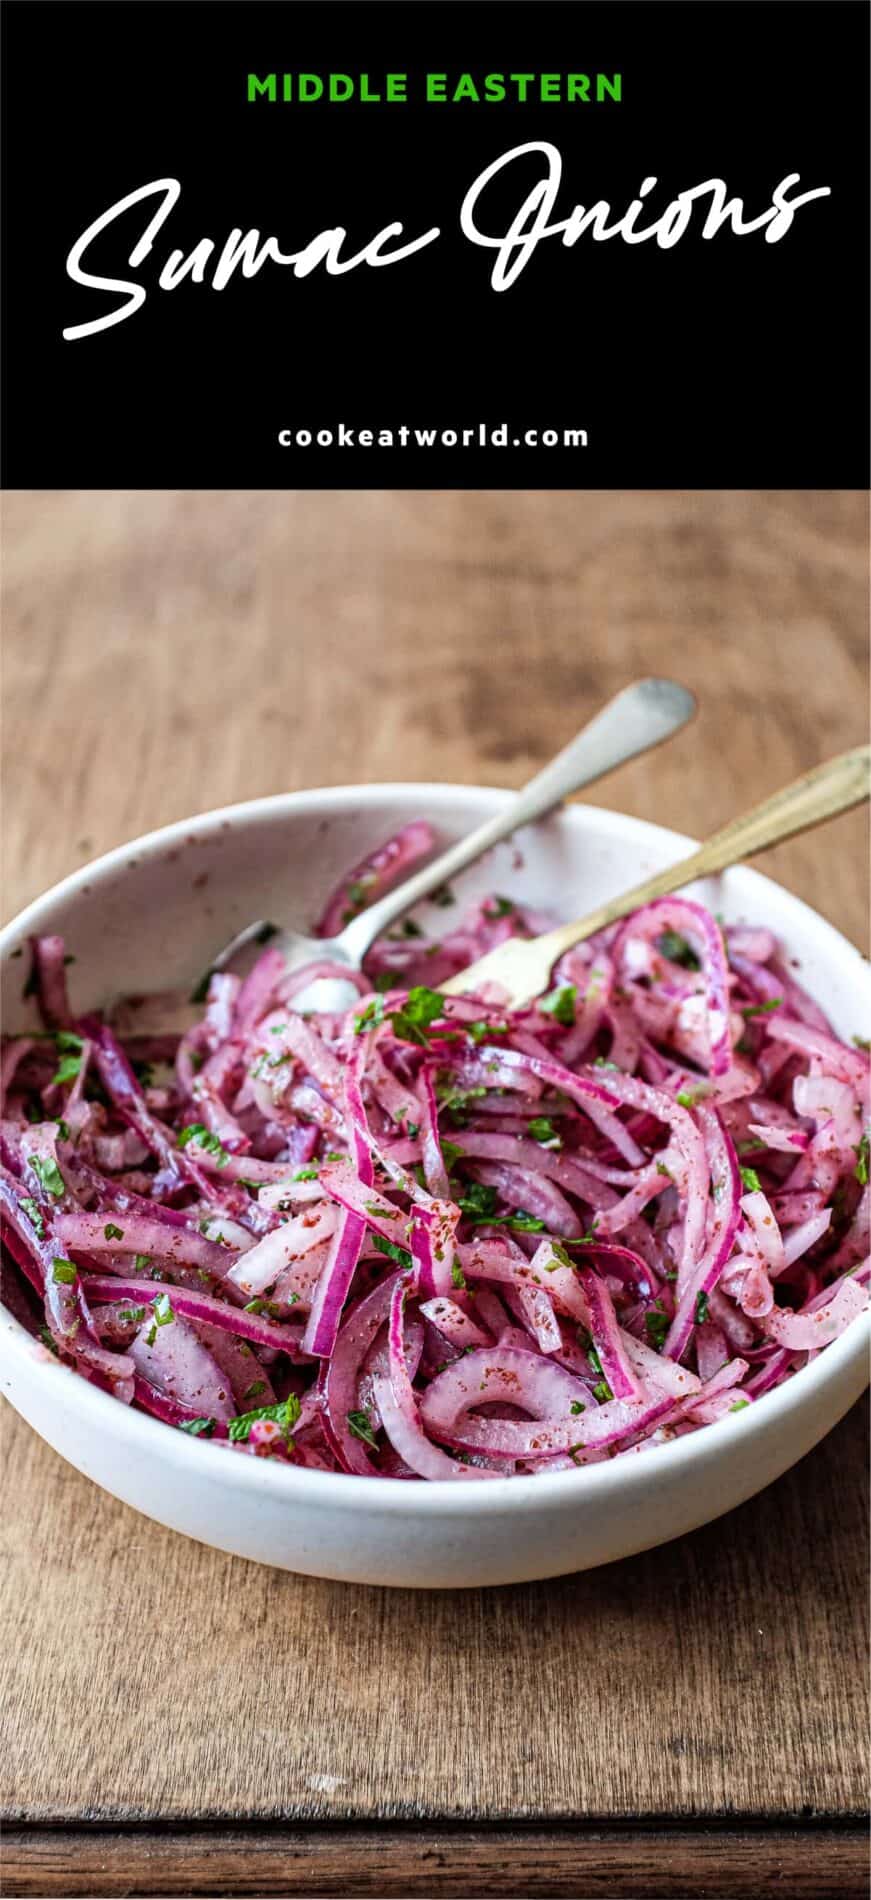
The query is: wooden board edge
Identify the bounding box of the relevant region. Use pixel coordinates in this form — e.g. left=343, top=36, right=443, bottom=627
left=2, top=1824, right=870, bottom=1899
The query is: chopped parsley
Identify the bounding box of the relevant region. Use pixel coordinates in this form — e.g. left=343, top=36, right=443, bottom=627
left=51, top=1258, right=77, bottom=1285
left=538, top=983, right=577, bottom=1027
left=387, top=986, right=446, bottom=1047
left=483, top=896, right=515, bottom=919
left=581, top=1336, right=613, bottom=1401
left=342, top=876, right=376, bottom=924
left=645, top=1305, right=670, bottom=1351
left=440, top=1139, right=463, bottom=1170
left=153, top=1293, right=174, bottom=1326
left=346, top=1408, right=379, bottom=1449
left=55, top=1030, right=84, bottom=1053
left=177, top=1124, right=228, bottom=1167
left=51, top=1054, right=83, bottom=1087
left=371, top=1234, right=413, bottom=1270
left=118, top=1305, right=147, bottom=1325
left=655, top=1161, right=673, bottom=1180
left=676, top=1087, right=705, bottom=1109
left=244, top=1297, right=285, bottom=1317
left=569, top=1399, right=586, bottom=1415
left=243, top=1380, right=267, bottom=1403
left=103, top=1223, right=125, bottom=1241
left=657, top=929, right=700, bottom=971
left=21, top=1197, right=46, bottom=1238
left=527, top=1117, right=562, bottom=1148
left=373, top=970, right=396, bottom=993
left=30, top=1155, right=65, bottom=1198
left=292, top=1167, right=319, bottom=1183
left=353, top=996, right=386, bottom=1034
left=179, top=1416, right=216, bottom=1437
left=228, top=1392, right=301, bottom=1444
left=695, top=1290, right=710, bottom=1325
left=456, top=1186, right=545, bottom=1231
left=458, top=1183, right=499, bottom=1221
left=134, top=1254, right=151, bottom=1272
left=739, top=1165, right=762, bottom=1194
left=451, top=1259, right=467, bottom=1290
left=466, top=1020, right=508, bottom=1045
left=432, top=884, right=455, bottom=907
left=435, top=1081, right=487, bottom=1124
left=730, top=1399, right=750, bottom=1413
left=740, top=997, right=783, bottom=1017
left=854, top=1133, right=869, bottom=1187
left=39, top=1326, right=59, bottom=1356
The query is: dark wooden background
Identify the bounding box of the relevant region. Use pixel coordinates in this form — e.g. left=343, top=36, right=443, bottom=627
left=2, top=490, right=868, bottom=1897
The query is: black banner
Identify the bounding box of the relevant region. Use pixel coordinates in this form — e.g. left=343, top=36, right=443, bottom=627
left=2, top=0, right=868, bottom=487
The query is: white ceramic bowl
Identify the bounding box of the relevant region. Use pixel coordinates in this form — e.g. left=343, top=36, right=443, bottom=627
left=1, top=785, right=868, bottom=1588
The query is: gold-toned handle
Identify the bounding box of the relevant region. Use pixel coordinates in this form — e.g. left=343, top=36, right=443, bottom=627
left=538, top=745, right=871, bottom=961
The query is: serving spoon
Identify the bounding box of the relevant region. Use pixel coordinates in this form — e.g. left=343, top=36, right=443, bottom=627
left=440, top=744, right=871, bottom=1007
left=210, top=678, right=696, bottom=1001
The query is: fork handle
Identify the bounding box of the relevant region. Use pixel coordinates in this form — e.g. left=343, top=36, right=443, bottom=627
left=534, top=745, right=871, bottom=962
left=337, top=678, right=695, bottom=962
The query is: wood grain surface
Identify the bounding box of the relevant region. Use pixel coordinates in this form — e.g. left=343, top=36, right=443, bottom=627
left=2, top=490, right=869, bottom=1890
left=3, top=1825, right=869, bottom=1899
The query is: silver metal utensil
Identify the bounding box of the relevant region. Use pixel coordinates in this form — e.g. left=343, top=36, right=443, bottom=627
left=211, top=677, right=696, bottom=1007
left=440, top=744, right=871, bottom=1007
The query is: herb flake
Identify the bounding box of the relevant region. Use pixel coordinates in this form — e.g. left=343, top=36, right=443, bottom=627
left=346, top=1408, right=379, bottom=1449
left=228, top=1393, right=301, bottom=1444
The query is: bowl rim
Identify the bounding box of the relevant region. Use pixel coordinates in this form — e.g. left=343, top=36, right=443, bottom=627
left=2, top=780, right=868, bottom=1519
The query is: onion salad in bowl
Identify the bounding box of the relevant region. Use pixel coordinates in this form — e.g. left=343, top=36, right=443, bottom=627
left=1, top=819, right=868, bottom=1483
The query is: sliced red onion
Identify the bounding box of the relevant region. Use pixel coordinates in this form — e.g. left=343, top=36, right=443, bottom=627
left=782, top=1209, right=833, bottom=1266
left=80, top=1274, right=305, bottom=1356
left=30, top=935, right=73, bottom=1029
left=574, top=1264, right=643, bottom=1400
left=665, top=1108, right=741, bottom=1363
left=315, top=820, right=436, bottom=939
left=765, top=1015, right=869, bottom=1087
left=227, top=1203, right=338, bottom=1299
left=419, top=1295, right=491, bottom=1350
left=374, top=1280, right=497, bottom=1480
left=3, top=840, right=866, bottom=1479
left=320, top=1270, right=406, bottom=1474
left=129, top=1310, right=236, bottom=1421
left=762, top=1276, right=867, bottom=1350
left=614, top=898, right=733, bottom=1076
left=56, top=1210, right=233, bottom=1277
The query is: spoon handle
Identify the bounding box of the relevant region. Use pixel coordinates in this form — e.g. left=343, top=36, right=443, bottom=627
left=440, top=745, right=870, bottom=1003
left=338, top=678, right=695, bottom=961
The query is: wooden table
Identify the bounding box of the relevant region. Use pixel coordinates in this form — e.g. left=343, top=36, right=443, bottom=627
left=3, top=490, right=869, bottom=1898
